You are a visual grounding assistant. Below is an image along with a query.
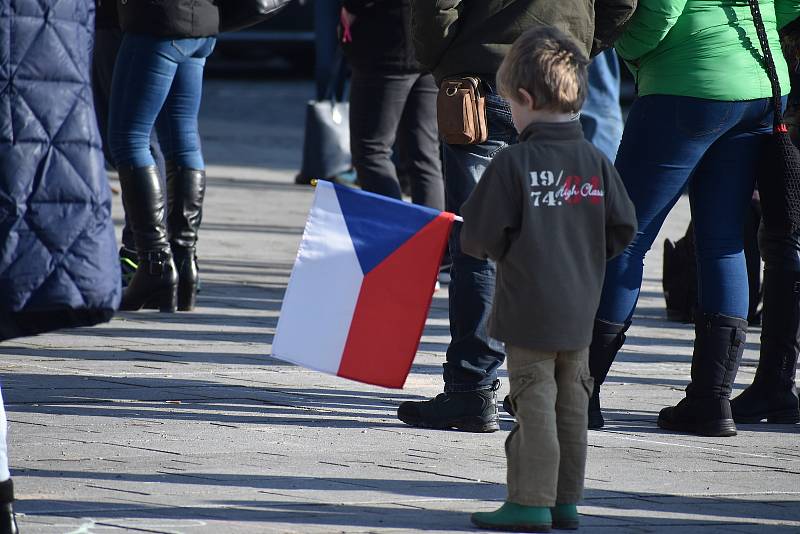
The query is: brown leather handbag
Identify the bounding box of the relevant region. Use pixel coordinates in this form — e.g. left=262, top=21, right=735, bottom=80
left=436, top=76, right=488, bottom=145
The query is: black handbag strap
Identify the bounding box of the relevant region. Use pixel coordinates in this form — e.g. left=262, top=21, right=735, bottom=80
left=748, top=0, right=787, bottom=131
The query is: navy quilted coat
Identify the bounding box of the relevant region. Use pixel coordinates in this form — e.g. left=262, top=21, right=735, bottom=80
left=0, top=0, right=120, bottom=340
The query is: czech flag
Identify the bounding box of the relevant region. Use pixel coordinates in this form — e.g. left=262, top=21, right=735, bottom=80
left=272, top=181, right=455, bottom=388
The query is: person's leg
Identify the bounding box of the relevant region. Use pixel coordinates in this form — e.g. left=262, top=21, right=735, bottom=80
left=580, top=49, right=623, bottom=162
left=506, top=347, right=558, bottom=507
left=0, top=384, right=16, bottom=534
left=744, top=197, right=763, bottom=324
left=553, top=347, right=591, bottom=529
left=732, top=100, right=800, bottom=424
left=733, top=226, right=800, bottom=423
left=92, top=28, right=139, bottom=285
left=591, top=96, right=740, bottom=428
left=0, top=386, right=8, bottom=483
left=108, top=34, right=181, bottom=169
left=348, top=68, right=414, bottom=200
left=155, top=37, right=216, bottom=311
left=397, top=90, right=516, bottom=432
left=658, top=98, right=772, bottom=436
left=471, top=346, right=556, bottom=532
left=155, top=38, right=215, bottom=170
left=597, top=96, right=737, bottom=323
left=108, top=34, right=181, bottom=312
left=554, top=348, right=591, bottom=504
left=397, top=73, right=444, bottom=210
left=690, top=131, right=762, bottom=319
left=442, top=92, right=516, bottom=389
left=92, top=27, right=123, bottom=168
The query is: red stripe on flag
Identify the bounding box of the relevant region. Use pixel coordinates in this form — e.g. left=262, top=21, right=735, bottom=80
left=337, top=212, right=455, bottom=388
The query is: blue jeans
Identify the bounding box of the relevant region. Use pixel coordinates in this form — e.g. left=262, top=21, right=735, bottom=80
left=442, top=89, right=516, bottom=391
left=597, top=95, right=779, bottom=323
left=580, top=49, right=623, bottom=162
left=108, top=34, right=216, bottom=170
left=443, top=56, right=626, bottom=391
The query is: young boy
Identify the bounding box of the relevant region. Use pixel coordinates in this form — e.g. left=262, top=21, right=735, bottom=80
left=462, top=26, right=637, bottom=532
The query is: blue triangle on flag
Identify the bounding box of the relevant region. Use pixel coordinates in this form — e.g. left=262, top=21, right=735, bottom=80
left=333, top=183, right=439, bottom=275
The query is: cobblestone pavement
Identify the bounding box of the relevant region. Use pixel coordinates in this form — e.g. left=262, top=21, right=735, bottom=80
left=2, top=79, right=798, bottom=533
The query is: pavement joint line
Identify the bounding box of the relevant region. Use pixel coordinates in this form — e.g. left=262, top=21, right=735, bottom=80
left=54, top=437, right=183, bottom=457
left=84, top=484, right=152, bottom=496
left=598, top=432, right=784, bottom=460
left=375, top=464, right=500, bottom=484
left=92, top=523, right=177, bottom=534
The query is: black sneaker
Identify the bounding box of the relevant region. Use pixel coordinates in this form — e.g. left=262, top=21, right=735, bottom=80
left=397, top=380, right=500, bottom=432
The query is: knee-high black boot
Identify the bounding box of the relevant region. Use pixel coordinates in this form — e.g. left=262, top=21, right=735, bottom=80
left=166, top=163, right=206, bottom=311
left=658, top=312, right=747, bottom=437
left=0, top=479, right=18, bottom=534
left=118, top=165, right=177, bottom=312
left=588, top=319, right=630, bottom=429
left=731, top=269, right=800, bottom=423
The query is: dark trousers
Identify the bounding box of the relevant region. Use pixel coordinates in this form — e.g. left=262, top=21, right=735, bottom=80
left=349, top=69, right=444, bottom=210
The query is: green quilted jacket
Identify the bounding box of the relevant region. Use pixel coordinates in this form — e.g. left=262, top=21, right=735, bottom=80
left=616, top=0, right=800, bottom=99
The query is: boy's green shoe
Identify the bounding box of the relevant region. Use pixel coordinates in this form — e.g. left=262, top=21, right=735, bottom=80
left=551, top=504, right=579, bottom=530
left=470, top=502, right=552, bottom=532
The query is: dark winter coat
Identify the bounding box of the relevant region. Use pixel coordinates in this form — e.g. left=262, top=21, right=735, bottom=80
left=0, top=0, right=120, bottom=341
left=460, top=120, right=637, bottom=351
left=342, top=0, right=421, bottom=73
left=410, top=0, right=637, bottom=85
left=117, top=0, right=220, bottom=38
left=95, top=0, right=117, bottom=29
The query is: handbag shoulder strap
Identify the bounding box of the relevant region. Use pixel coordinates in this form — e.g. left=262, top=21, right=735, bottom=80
left=323, top=50, right=348, bottom=103
left=748, top=0, right=787, bottom=131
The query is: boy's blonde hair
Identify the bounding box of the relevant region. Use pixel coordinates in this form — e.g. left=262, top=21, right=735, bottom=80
left=497, top=26, right=589, bottom=114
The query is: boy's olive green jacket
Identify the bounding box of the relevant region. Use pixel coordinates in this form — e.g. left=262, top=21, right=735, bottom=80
left=410, top=0, right=637, bottom=85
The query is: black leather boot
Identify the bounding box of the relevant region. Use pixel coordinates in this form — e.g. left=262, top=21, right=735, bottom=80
left=397, top=380, right=500, bottom=432
left=588, top=319, right=630, bottom=429
left=658, top=313, right=747, bottom=437
left=118, top=165, right=177, bottom=312
left=166, top=163, right=205, bottom=312
left=731, top=269, right=800, bottom=424
left=0, top=479, right=18, bottom=534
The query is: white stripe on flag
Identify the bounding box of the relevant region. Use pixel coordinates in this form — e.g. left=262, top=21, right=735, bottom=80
left=272, top=181, right=364, bottom=374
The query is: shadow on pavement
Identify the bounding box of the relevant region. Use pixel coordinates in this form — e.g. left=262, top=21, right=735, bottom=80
left=16, top=485, right=799, bottom=532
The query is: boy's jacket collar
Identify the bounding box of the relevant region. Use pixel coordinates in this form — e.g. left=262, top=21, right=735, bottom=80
left=519, top=120, right=584, bottom=143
